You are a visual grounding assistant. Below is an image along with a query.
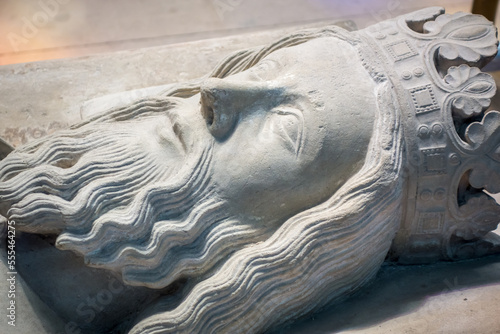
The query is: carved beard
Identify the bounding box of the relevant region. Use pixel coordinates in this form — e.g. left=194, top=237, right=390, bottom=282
left=0, top=97, right=270, bottom=289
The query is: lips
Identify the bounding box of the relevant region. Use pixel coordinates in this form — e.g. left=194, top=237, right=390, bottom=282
left=158, top=114, right=189, bottom=156
left=171, top=120, right=187, bottom=153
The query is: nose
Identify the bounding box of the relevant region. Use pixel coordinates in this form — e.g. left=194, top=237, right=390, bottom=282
left=200, top=78, right=282, bottom=140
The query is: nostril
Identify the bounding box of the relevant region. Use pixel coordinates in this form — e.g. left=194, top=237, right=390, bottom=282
left=200, top=90, right=216, bottom=127
left=200, top=80, right=239, bottom=140
left=204, top=105, right=215, bottom=127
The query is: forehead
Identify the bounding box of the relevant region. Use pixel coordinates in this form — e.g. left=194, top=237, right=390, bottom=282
left=240, top=37, right=364, bottom=103
left=252, top=37, right=366, bottom=111
left=261, top=37, right=358, bottom=75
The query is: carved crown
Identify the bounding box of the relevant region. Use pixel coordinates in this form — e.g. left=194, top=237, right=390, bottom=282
left=357, top=7, right=500, bottom=263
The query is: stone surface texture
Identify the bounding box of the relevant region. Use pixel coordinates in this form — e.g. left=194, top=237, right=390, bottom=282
left=0, top=7, right=500, bottom=334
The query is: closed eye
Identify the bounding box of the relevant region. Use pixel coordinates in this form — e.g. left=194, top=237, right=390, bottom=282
left=268, top=107, right=304, bottom=155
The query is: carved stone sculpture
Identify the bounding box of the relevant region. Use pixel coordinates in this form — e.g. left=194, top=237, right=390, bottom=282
left=1, top=7, right=499, bottom=334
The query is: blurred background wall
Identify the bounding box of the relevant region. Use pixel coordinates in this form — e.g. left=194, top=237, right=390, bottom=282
left=0, top=0, right=484, bottom=65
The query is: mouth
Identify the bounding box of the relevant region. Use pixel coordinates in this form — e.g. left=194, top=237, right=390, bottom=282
left=171, top=119, right=188, bottom=154
left=155, top=120, right=187, bottom=157
left=156, top=108, right=194, bottom=157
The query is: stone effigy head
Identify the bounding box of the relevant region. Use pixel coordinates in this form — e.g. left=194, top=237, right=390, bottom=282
left=0, top=6, right=499, bottom=334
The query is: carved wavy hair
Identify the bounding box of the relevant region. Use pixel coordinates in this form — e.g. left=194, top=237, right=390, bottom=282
left=130, top=26, right=406, bottom=334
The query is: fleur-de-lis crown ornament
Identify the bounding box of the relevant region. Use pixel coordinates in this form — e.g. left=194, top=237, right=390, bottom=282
left=357, top=7, right=500, bottom=263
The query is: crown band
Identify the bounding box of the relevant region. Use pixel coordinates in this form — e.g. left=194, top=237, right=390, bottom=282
left=355, top=7, right=500, bottom=263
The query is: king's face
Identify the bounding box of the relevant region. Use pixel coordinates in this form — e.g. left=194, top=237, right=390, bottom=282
left=0, top=34, right=381, bottom=292
left=182, top=37, right=378, bottom=223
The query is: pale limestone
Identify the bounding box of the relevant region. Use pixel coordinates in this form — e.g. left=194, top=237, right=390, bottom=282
left=0, top=7, right=499, bottom=334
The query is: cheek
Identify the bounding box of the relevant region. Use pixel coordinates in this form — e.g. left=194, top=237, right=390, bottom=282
left=211, top=132, right=307, bottom=219
left=211, top=107, right=334, bottom=217
left=213, top=138, right=299, bottom=191
left=211, top=134, right=334, bottom=222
